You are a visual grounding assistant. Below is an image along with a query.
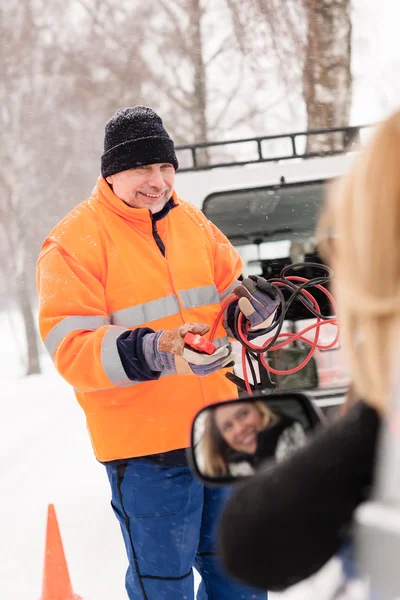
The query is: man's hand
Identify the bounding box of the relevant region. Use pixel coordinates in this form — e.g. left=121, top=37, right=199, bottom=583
left=234, top=276, right=280, bottom=332
left=143, top=323, right=235, bottom=376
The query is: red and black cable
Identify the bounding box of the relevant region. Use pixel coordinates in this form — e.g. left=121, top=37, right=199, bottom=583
left=209, top=263, right=339, bottom=395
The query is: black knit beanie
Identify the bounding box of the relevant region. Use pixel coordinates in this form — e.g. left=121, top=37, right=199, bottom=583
left=101, top=106, right=179, bottom=178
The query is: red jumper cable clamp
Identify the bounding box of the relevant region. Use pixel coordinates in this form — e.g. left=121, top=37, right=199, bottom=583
left=184, top=333, right=217, bottom=355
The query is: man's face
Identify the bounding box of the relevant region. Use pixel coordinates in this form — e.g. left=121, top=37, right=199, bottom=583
left=106, top=163, right=175, bottom=214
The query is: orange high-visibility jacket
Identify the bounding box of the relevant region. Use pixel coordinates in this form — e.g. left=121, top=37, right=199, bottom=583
left=37, top=177, right=242, bottom=461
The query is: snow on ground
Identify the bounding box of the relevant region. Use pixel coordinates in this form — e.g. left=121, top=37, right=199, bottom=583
left=1, top=314, right=128, bottom=599
left=0, top=310, right=303, bottom=599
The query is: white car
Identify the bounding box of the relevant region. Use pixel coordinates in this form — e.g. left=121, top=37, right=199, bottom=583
left=175, top=125, right=374, bottom=416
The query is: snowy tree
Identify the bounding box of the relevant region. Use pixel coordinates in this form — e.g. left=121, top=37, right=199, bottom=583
left=0, top=0, right=74, bottom=374
left=73, top=0, right=282, bottom=164
left=303, top=0, right=352, bottom=151
left=140, top=0, right=286, bottom=165
left=226, top=0, right=353, bottom=151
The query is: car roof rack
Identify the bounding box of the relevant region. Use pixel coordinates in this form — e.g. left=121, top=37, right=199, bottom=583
left=175, top=124, right=374, bottom=173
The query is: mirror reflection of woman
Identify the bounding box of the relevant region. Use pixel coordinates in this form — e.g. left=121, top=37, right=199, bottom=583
left=200, top=401, right=307, bottom=477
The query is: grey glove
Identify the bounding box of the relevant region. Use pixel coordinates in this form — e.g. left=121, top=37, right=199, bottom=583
left=143, top=323, right=235, bottom=376
left=234, top=277, right=281, bottom=331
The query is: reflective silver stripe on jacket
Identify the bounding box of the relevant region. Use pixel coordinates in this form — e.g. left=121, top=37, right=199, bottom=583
left=100, top=326, right=132, bottom=385
left=111, top=285, right=220, bottom=328
left=111, top=295, right=180, bottom=327
left=45, top=281, right=230, bottom=387
left=78, top=335, right=231, bottom=393
left=219, top=280, right=240, bottom=304
left=179, top=285, right=219, bottom=309
left=43, top=315, right=110, bottom=357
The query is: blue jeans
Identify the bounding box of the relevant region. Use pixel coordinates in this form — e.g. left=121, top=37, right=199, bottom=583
left=105, top=458, right=267, bottom=599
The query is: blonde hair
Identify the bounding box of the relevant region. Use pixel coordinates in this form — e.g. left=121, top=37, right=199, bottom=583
left=317, top=111, right=400, bottom=413
left=200, top=401, right=275, bottom=477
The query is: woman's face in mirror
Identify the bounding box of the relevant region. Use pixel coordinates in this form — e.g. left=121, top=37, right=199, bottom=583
left=214, top=403, right=267, bottom=455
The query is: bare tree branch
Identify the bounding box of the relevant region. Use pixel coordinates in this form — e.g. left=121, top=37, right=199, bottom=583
left=210, top=56, right=245, bottom=130
left=205, top=35, right=233, bottom=67
left=154, top=0, right=192, bottom=56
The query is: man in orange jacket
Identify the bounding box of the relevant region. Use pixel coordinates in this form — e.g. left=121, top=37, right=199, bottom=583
left=37, top=106, right=278, bottom=599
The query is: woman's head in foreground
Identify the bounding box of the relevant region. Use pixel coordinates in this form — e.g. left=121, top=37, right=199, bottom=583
left=318, top=111, right=400, bottom=413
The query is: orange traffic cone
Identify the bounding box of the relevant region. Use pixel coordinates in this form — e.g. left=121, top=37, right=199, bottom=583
left=40, top=504, right=82, bottom=600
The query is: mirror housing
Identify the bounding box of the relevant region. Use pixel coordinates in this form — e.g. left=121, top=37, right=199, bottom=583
left=187, top=390, right=326, bottom=486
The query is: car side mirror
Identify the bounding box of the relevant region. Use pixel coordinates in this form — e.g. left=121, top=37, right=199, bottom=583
left=187, top=390, right=326, bottom=486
